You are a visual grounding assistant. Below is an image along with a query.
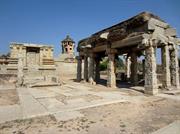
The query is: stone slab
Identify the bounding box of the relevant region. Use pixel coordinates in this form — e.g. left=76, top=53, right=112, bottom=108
left=66, top=98, right=87, bottom=105
left=0, top=104, right=22, bottom=123
left=0, top=86, right=16, bottom=91
left=27, top=88, right=58, bottom=99
left=157, top=94, right=180, bottom=101
left=163, top=90, right=180, bottom=95
left=38, top=98, right=65, bottom=113
left=17, top=88, right=49, bottom=118
left=91, top=91, right=125, bottom=100
left=53, top=111, right=84, bottom=121
left=152, top=120, right=180, bottom=134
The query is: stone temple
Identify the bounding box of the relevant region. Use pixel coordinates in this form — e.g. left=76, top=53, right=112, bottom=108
left=0, top=42, right=58, bottom=87
left=76, top=12, right=180, bottom=95
left=8, top=42, right=55, bottom=74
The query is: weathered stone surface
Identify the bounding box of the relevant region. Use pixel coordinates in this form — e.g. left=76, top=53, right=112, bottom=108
left=161, top=45, right=171, bottom=88
left=107, top=53, right=116, bottom=88
left=17, top=55, right=24, bottom=87
left=152, top=120, right=180, bottom=134
left=165, top=28, right=177, bottom=37
left=53, top=111, right=84, bottom=121
left=95, top=58, right=100, bottom=83
left=130, top=52, right=138, bottom=85
left=144, top=41, right=158, bottom=95
left=126, top=56, right=131, bottom=79
left=88, top=53, right=96, bottom=85
left=170, top=45, right=180, bottom=89
left=76, top=56, right=82, bottom=82
left=0, top=104, right=22, bottom=123
left=84, top=55, right=88, bottom=81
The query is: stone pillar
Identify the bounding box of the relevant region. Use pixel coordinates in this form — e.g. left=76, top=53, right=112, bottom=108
left=161, top=45, right=171, bottom=88
left=107, top=53, right=116, bottom=88
left=144, top=41, right=158, bottom=95
left=88, top=53, right=96, bottom=85
left=17, top=55, right=24, bottom=87
left=77, top=56, right=82, bottom=82
left=95, top=58, right=100, bottom=83
left=142, top=59, right=145, bottom=78
left=126, top=56, right=131, bottom=80
left=84, top=55, right=88, bottom=82
left=169, top=44, right=180, bottom=89
left=130, top=52, right=138, bottom=85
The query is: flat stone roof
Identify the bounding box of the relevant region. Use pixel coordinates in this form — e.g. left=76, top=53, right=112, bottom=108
left=10, top=42, right=53, bottom=48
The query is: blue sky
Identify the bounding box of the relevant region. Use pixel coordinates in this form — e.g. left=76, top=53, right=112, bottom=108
left=0, top=0, right=180, bottom=58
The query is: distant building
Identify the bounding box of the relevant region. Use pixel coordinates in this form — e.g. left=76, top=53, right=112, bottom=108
left=9, top=42, right=54, bottom=68
left=58, top=35, right=76, bottom=62
left=0, top=42, right=56, bottom=75
left=61, top=35, right=75, bottom=54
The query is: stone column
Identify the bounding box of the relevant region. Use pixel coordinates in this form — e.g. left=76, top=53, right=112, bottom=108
left=144, top=41, right=158, bottom=95
left=17, top=55, right=24, bottom=87
left=95, top=58, right=100, bottom=83
left=126, top=56, right=131, bottom=80
left=169, top=44, right=180, bottom=89
left=77, top=56, right=82, bottom=82
left=107, top=52, right=116, bottom=88
left=84, top=55, right=88, bottom=82
left=161, top=45, right=171, bottom=88
left=130, top=52, right=138, bottom=85
left=88, top=53, right=96, bottom=85
left=142, top=59, right=145, bottom=78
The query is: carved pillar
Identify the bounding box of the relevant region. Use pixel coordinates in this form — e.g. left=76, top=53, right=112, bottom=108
left=144, top=41, right=158, bottom=95
left=169, top=44, right=180, bottom=89
left=161, top=45, right=171, bottom=88
left=126, top=56, right=131, bottom=80
left=95, top=58, right=100, bottom=83
left=77, top=56, right=82, bottom=82
left=88, top=53, right=96, bottom=85
left=83, top=55, right=88, bottom=82
left=107, top=52, right=116, bottom=88
left=130, top=52, right=138, bottom=85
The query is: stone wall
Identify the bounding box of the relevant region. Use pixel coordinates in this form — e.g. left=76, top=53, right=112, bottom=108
left=55, top=61, right=83, bottom=80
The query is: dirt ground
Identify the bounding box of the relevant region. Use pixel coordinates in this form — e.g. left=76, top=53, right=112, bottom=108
left=0, top=95, right=180, bottom=134
left=0, top=89, right=19, bottom=106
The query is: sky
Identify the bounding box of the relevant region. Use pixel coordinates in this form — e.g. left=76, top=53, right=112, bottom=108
left=0, top=0, right=180, bottom=59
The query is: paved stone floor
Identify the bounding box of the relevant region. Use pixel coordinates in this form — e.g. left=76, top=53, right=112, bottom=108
left=1, top=82, right=180, bottom=133
left=0, top=82, right=141, bottom=123
left=1, top=82, right=180, bottom=124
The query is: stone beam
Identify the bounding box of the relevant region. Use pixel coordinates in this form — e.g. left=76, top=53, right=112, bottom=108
left=111, top=34, right=150, bottom=49
left=148, top=18, right=169, bottom=30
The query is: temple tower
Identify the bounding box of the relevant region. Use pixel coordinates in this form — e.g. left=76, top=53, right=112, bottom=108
left=61, top=35, right=75, bottom=54
left=58, top=35, right=76, bottom=62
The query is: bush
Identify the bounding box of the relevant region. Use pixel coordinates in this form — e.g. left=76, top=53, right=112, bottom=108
left=99, top=59, right=108, bottom=71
